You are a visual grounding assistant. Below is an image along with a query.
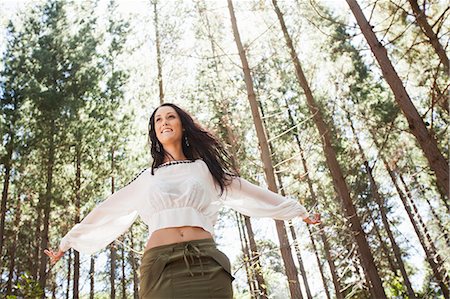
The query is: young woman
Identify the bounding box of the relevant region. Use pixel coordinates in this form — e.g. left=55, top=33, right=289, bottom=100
left=45, top=103, right=321, bottom=298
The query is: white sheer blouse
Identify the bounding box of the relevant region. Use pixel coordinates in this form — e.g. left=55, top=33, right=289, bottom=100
left=59, top=159, right=309, bottom=254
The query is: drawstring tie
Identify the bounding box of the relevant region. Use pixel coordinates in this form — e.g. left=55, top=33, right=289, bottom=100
left=183, top=243, right=205, bottom=277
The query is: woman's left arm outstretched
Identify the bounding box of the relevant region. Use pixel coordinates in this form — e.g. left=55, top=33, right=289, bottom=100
left=220, top=175, right=321, bottom=224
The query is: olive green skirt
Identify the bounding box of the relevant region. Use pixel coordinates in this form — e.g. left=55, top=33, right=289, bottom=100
left=138, top=238, right=235, bottom=299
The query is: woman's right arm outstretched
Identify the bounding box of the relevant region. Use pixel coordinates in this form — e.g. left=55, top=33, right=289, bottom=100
left=44, top=169, right=150, bottom=263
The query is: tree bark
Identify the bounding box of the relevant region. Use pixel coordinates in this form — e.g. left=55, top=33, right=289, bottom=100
left=152, top=0, right=164, bottom=104
left=409, top=170, right=450, bottom=247
left=66, top=250, right=72, bottom=299
left=39, top=120, right=57, bottom=295
left=0, top=127, right=14, bottom=259
left=346, top=0, right=449, bottom=198
left=129, top=229, right=139, bottom=299
left=348, top=114, right=416, bottom=298
left=73, top=136, right=82, bottom=299
left=110, top=147, right=116, bottom=299
left=243, top=215, right=268, bottom=298
left=271, top=0, right=386, bottom=297
left=371, top=130, right=449, bottom=298
left=407, top=0, right=449, bottom=73
left=284, top=102, right=341, bottom=299
left=33, top=203, right=42, bottom=281
left=227, top=1, right=303, bottom=297
left=367, top=212, right=398, bottom=275
left=236, top=213, right=257, bottom=298
left=6, top=194, right=22, bottom=295
left=89, top=257, right=95, bottom=299
left=276, top=175, right=312, bottom=299
left=121, top=245, right=126, bottom=299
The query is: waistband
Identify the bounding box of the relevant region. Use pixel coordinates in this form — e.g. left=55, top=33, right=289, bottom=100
left=143, top=238, right=216, bottom=258
left=142, top=238, right=216, bottom=277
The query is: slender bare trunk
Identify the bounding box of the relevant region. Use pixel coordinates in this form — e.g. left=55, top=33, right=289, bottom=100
left=0, top=132, right=13, bottom=259
left=198, top=2, right=268, bottom=296
left=305, top=225, right=332, bottom=299
left=371, top=130, right=449, bottom=297
left=66, top=250, right=72, bottom=299
left=227, top=0, right=303, bottom=297
left=33, top=204, right=42, bottom=281
left=6, top=194, right=22, bottom=295
left=73, top=138, right=81, bottom=299
left=243, top=215, right=268, bottom=298
left=110, top=147, right=116, bottom=299
left=346, top=0, right=449, bottom=197
left=130, top=229, right=139, bottom=299
left=397, top=172, right=448, bottom=278
left=89, top=257, right=95, bottom=299
left=236, top=213, right=257, bottom=298
left=152, top=0, right=164, bottom=104
left=367, top=212, right=398, bottom=273
left=407, top=0, right=449, bottom=72
left=409, top=172, right=450, bottom=247
left=283, top=97, right=341, bottom=299
left=276, top=174, right=312, bottom=299
left=121, top=245, right=126, bottom=299
left=347, top=114, right=416, bottom=298
left=39, top=120, right=57, bottom=295
left=271, top=0, right=386, bottom=296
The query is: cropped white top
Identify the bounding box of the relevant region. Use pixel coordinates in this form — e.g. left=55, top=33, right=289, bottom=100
left=59, top=159, right=309, bottom=254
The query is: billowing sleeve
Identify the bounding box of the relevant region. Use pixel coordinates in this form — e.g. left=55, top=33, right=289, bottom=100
left=59, top=169, right=149, bottom=255
left=220, top=176, right=309, bottom=220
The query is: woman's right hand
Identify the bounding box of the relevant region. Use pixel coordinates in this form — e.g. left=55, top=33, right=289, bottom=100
left=44, top=248, right=65, bottom=265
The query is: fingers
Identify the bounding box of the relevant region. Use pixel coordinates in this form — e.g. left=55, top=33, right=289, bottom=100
left=304, top=213, right=322, bottom=225
left=44, top=249, right=62, bottom=265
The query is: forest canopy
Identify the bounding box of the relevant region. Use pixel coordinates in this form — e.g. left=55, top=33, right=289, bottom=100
left=0, top=0, right=448, bottom=298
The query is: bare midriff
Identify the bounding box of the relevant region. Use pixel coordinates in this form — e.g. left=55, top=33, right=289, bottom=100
left=145, top=226, right=213, bottom=250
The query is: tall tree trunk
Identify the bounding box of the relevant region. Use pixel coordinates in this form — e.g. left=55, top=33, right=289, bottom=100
left=305, top=224, right=331, bottom=299
left=236, top=213, right=257, bottom=298
left=271, top=1, right=386, bottom=297
left=198, top=1, right=268, bottom=296
left=397, top=172, right=448, bottom=279
left=110, top=147, right=116, bottom=299
left=73, top=137, right=82, bottom=299
left=6, top=194, right=22, bottom=295
left=0, top=129, right=14, bottom=260
left=89, top=257, right=95, bottom=299
left=39, top=120, right=57, bottom=295
left=243, top=215, right=268, bottom=298
left=347, top=114, right=416, bottom=298
left=33, top=203, right=42, bottom=281
left=395, top=167, right=449, bottom=297
left=407, top=0, right=449, bottom=73
left=66, top=250, right=72, bottom=299
left=408, top=170, right=450, bottom=247
left=276, top=174, right=312, bottom=299
left=366, top=212, right=398, bottom=275
left=121, top=245, right=126, bottom=299
left=284, top=101, right=341, bottom=299
left=129, top=229, right=139, bottom=299
left=346, top=0, right=449, bottom=197
left=371, top=130, right=449, bottom=297
left=227, top=1, right=302, bottom=297
left=152, top=0, right=164, bottom=104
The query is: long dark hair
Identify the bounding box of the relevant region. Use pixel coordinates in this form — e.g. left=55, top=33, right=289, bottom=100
left=148, top=103, right=239, bottom=196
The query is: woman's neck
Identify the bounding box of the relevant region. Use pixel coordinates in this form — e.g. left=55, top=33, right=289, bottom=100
left=162, top=144, right=187, bottom=163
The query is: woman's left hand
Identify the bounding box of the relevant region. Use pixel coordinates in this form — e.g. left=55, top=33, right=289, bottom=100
left=303, top=213, right=321, bottom=225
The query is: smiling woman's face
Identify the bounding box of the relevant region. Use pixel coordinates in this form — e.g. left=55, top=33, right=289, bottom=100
left=154, top=106, right=184, bottom=146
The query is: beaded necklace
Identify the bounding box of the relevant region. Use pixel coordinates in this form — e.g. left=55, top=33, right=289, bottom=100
left=157, top=159, right=196, bottom=169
